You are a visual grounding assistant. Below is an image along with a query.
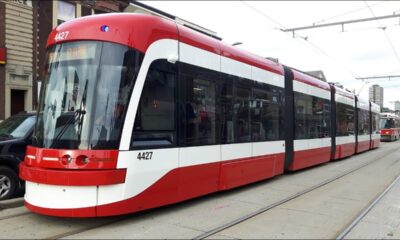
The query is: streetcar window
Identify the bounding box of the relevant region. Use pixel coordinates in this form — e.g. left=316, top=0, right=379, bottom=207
left=336, top=102, right=355, bottom=136
left=372, top=113, right=379, bottom=133
left=252, top=83, right=285, bottom=141
left=131, top=60, right=177, bottom=149
left=220, top=75, right=234, bottom=144
left=235, top=81, right=251, bottom=143
left=294, top=92, right=331, bottom=139
left=357, top=109, right=370, bottom=135
left=178, top=63, right=218, bottom=146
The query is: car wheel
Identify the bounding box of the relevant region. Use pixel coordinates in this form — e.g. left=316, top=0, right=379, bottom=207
left=0, top=167, right=18, bottom=201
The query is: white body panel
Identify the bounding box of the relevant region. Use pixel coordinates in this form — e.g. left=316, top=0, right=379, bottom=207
left=293, top=81, right=330, bottom=100
left=179, top=42, right=220, bottom=72
left=179, top=145, right=220, bottom=167
left=25, top=181, right=97, bottom=209
left=335, top=93, right=355, bottom=107
left=371, top=133, right=381, bottom=140
left=252, top=141, right=285, bottom=156
left=294, top=138, right=331, bottom=151
left=358, top=134, right=370, bottom=142
left=252, top=66, right=284, bottom=88
left=357, top=100, right=370, bottom=111
left=221, top=143, right=252, bottom=161
left=336, top=135, right=356, bottom=145
left=221, top=56, right=251, bottom=79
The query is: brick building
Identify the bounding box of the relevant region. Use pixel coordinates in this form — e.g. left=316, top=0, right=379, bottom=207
left=0, top=0, right=129, bottom=121
left=0, top=0, right=35, bottom=120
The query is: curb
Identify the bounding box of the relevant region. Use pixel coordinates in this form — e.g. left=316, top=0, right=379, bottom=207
left=0, top=197, right=24, bottom=210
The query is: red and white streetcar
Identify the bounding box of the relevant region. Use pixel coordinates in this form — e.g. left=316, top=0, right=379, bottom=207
left=20, top=13, right=380, bottom=217
left=380, top=112, right=400, bottom=141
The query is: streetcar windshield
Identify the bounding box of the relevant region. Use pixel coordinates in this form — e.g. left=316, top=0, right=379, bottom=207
left=33, top=41, right=144, bottom=149
left=380, top=118, right=394, bottom=129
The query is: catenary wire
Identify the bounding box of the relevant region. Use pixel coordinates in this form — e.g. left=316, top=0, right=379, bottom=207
left=364, top=1, right=400, bottom=66
left=240, top=1, right=361, bottom=81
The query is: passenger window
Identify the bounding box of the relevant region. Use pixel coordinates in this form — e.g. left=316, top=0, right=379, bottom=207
left=252, top=84, right=285, bottom=141
left=235, top=82, right=251, bottom=142
left=131, top=60, right=177, bottom=149
left=178, top=63, right=218, bottom=146
left=294, top=92, right=331, bottom=139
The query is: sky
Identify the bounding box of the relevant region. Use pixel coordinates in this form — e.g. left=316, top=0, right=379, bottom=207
left=141, top=1, right=400, bottom=109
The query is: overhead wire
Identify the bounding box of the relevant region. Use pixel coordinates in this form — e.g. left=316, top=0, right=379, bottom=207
left=312, top=1, right=387, bottom=25
left=364, top=1, right=400, bottom=66
left=240, top=1, right=361, bottom=81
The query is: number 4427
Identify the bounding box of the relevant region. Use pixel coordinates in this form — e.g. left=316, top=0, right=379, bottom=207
left=137, top=152, right=153, bottom=160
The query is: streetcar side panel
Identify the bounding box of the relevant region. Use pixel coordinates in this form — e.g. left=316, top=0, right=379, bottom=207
left=288, top=70, right=332, bottom=171
left=370, top=102, right=380, bottom=149
left=333, top=87, right=356, bottom=159
left=356, top=98, right=370, bottom=153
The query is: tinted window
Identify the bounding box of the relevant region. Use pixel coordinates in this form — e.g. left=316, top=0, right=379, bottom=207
left=336, top=102, right=355, bottom=136
left=357, top=109, right=370, bottom=135
left=294, top=92, right=331, bottom=139
left=372, top=112, right=379, bottom=133
left=178, top=63, right=218, bottom=146
left=252, top=82, right=285, bottom=141
left=131, top=60, right=177, bottom=149
left=220, top=75, right=234, bottom=143
left=235, top=79, right=251, bottom=142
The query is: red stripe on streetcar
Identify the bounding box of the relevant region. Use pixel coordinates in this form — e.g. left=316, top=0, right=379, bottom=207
left=19, top=163, right=126, bottom=186
left=219, top=153, right=285, bottom=190
left=289, top=146, right=331, bottom=171
left=356, top=140, right=370, bottom=153
left=333, top=142, right=356, bottom=160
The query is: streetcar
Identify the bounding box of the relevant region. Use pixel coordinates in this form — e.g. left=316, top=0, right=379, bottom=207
left=20, top=13, right=380, bottom=217
left=379, top=113, right=400, bottom=141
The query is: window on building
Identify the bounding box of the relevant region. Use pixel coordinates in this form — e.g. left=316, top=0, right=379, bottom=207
left=58, top=1, right=76, bottom=25
left=131, top=60, right=177, bottom=149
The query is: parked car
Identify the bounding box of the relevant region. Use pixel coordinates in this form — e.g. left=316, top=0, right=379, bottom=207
left=0, top=112, right=36, bottom=200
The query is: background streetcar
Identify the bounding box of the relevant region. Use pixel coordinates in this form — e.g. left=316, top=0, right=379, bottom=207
left=380, top=113, right=400, bottom=142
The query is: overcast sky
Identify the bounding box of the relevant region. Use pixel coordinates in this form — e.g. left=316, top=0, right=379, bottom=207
left=142, top=1, right=400, bottom=109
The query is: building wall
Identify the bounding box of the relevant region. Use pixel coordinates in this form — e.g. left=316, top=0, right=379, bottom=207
left=369, top=85, right=384, bottom=109
left=0, top=2, right=5, bottom=120
left=2, top=0, right=34, bottom=120
left=395, top=101, right=400, bottom=112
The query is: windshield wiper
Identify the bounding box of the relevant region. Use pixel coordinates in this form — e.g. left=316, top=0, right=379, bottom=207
left=49, top=78, right=88, bottom=148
